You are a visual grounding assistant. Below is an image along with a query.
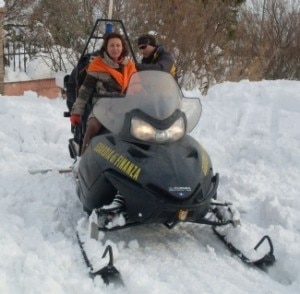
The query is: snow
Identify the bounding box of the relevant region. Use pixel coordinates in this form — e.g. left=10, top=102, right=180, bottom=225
left=4, top=59, right=57, bottom=82
left=1, top=78, right=300, bottom=293
left=4, top=51, right=75, bottom=82
left=0, top=1, right=4, bottom=8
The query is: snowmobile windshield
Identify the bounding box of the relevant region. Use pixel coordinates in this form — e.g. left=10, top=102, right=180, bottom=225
left=92, top=71, right=202, bottom=133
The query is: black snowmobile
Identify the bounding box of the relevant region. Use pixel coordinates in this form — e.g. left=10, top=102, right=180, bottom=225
left=70, top=71, right=275, bottom=284
left=61, top=18, right=275, bottom=285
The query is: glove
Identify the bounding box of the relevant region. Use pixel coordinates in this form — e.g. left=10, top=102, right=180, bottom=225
left=70, top=113, right=81, bottom=126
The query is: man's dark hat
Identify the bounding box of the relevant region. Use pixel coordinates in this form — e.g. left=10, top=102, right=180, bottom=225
left=137, top=34, right=157, bottom=47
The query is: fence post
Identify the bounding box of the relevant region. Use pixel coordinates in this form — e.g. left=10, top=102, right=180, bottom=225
left=0, top=5, right=5, bottom=95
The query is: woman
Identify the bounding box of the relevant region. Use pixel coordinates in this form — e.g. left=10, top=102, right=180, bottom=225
left=70, top=32, right=136, bottom=154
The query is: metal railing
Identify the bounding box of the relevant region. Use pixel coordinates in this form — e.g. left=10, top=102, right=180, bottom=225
left=4, top=41, right=43, bottom=72
left=3, top=24, right=43, bottom=72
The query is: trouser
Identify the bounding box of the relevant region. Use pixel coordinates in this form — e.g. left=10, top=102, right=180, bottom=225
left=81, top=117, right=102, bottom=155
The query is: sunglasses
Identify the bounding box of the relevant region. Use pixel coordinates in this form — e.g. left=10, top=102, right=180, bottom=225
left=138, top=44, right=148, bottom=50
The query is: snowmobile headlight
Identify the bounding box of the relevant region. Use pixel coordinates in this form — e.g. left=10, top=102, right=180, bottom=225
left=130, top=117, right=185, bottom=143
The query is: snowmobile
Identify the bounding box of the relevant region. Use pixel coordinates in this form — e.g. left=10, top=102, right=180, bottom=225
left=58, top=17, right=275, bottom=285
left=70, top=70, right=275, bottom=284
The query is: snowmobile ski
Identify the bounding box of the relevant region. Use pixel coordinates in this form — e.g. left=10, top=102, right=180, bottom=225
left=213, top=228, right=276, bottom=269
left=210, top=202, right=276, bottom=269
left=76, top=231, right=123, bottom=286
left=76, top=211, right=124, bottom=286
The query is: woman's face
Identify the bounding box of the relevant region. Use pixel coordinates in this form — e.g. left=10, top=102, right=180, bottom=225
left=107, top=38, right=123, bottom=61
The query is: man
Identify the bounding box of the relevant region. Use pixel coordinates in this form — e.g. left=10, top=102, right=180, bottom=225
left=136, top=34, right=177, bottom=79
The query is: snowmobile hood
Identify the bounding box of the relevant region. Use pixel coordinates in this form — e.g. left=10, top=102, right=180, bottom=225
left=93, top=71, right=202, bottom=133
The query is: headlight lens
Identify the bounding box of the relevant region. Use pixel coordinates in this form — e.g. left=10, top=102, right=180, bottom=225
left=130, top=117, right=185, bottom=143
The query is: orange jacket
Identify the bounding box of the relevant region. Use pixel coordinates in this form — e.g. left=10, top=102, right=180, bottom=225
left=87, top=56, right=137, bottom=93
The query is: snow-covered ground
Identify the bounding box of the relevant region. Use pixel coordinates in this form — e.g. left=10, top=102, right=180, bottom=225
left=1, top=80, right=300, bottom=293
